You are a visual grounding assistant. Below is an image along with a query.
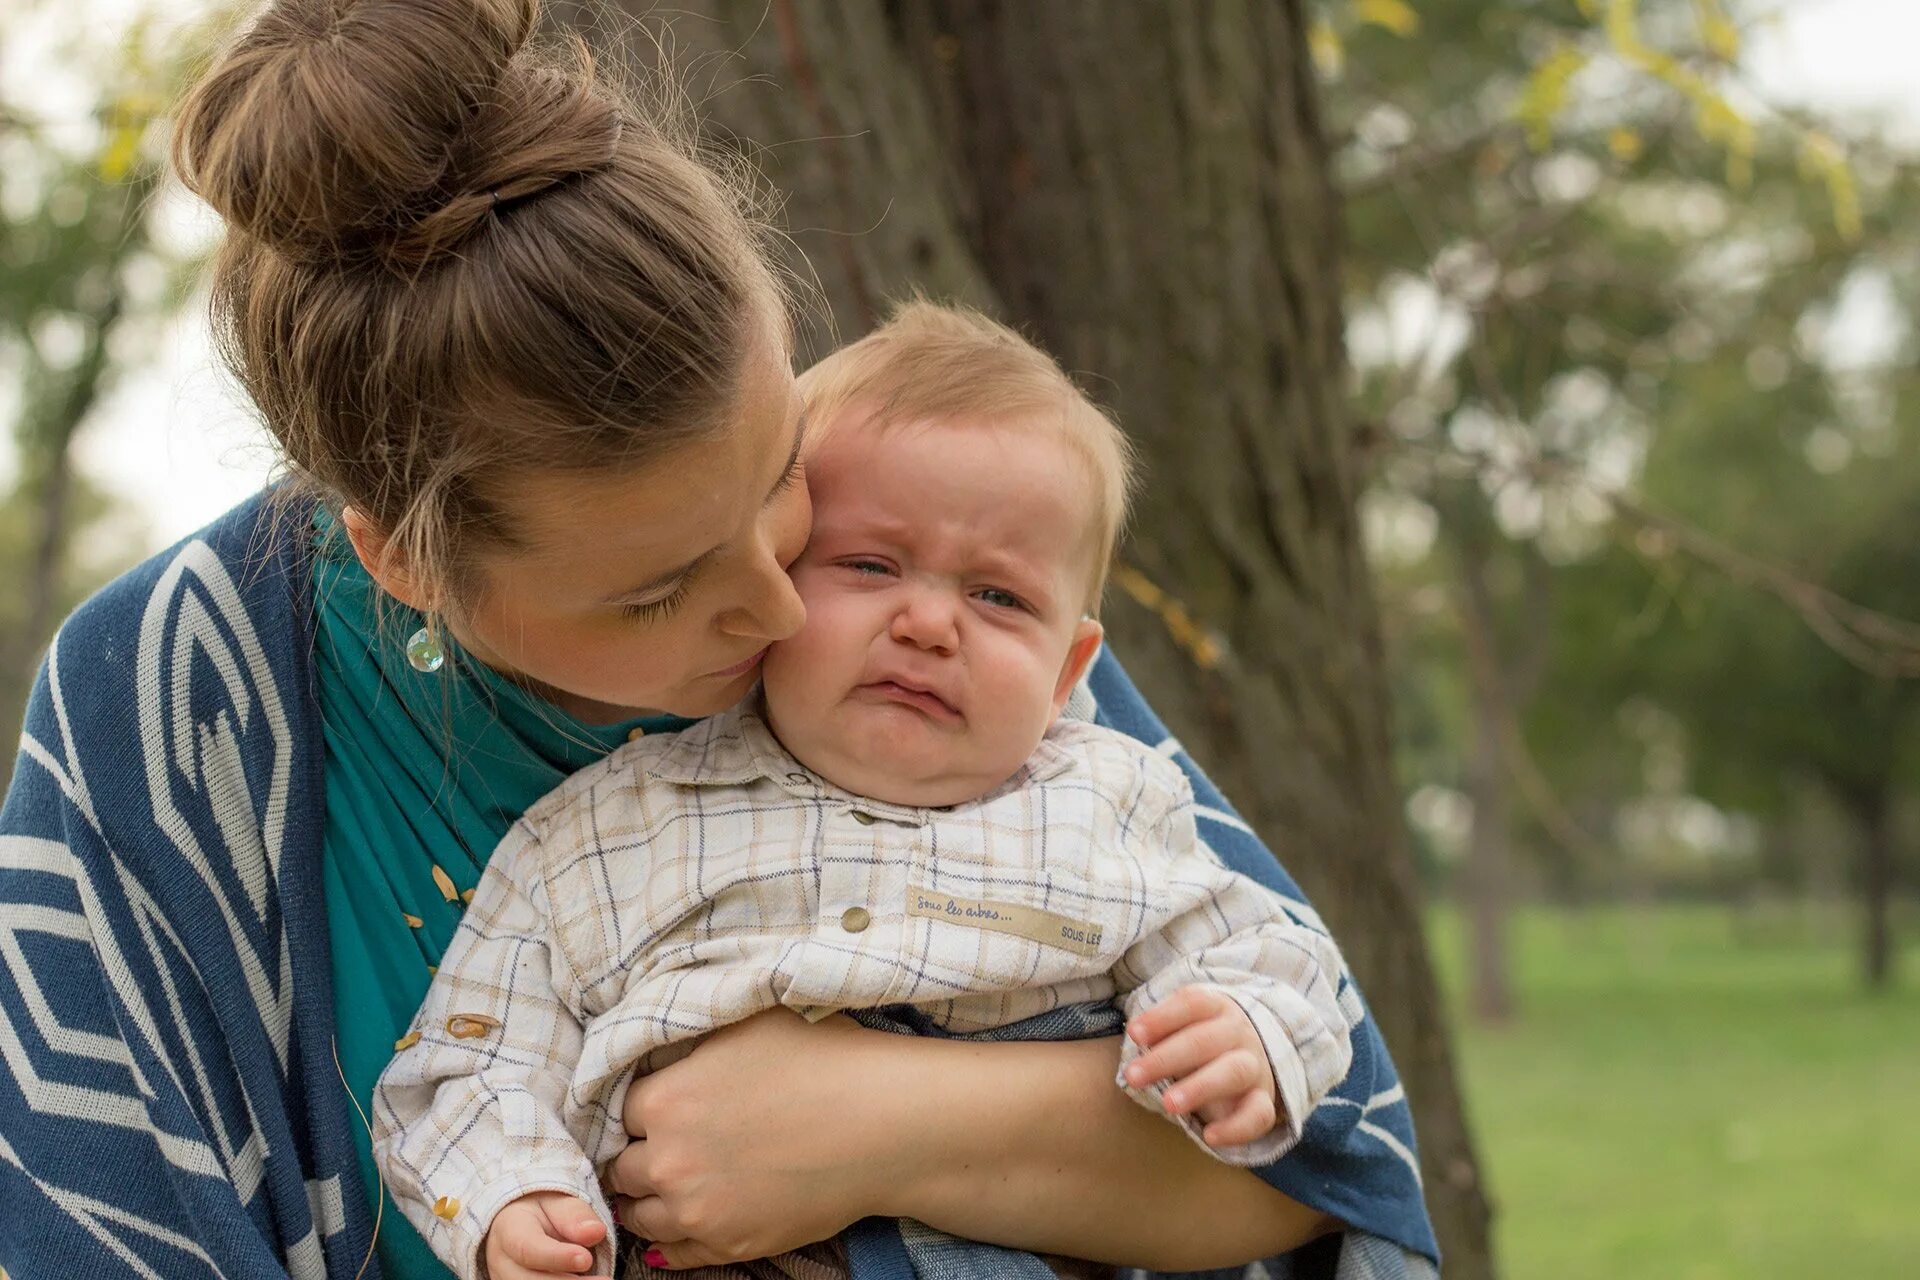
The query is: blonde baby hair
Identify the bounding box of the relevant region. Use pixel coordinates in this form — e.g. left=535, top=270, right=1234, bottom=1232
left=798, top=300, right=1137, bottom=613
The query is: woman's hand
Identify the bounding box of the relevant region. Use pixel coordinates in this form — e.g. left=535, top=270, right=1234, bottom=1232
left=603, top=1003, right=1336, bottom=1272
left=604, top=1008, right=902, bottom=1269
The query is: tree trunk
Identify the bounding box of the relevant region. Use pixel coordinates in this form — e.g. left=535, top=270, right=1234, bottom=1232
left=1851, top=787, right=1897, bottom=990
left=1, top=167, right=146, bottom=790
left=1455, top=538, right=1515, bottom=1024
left=21, top=287, right=121, bottom=647
left=585, top=3, right=1496, bottom=1273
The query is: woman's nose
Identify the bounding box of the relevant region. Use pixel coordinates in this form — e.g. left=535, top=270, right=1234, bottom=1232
left=718, top=544, right=806, bottom=643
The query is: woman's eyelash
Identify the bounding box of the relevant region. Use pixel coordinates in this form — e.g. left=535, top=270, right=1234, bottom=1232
left=621, top=579, right=692, bottom=623
left=772, top=454, right=804, bottom=494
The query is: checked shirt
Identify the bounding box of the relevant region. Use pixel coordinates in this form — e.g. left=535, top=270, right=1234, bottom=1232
left=371, top=703, right=1353, bottom=1280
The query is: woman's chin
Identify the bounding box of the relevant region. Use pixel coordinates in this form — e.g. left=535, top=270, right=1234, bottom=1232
left=547, top=673, right=750, bottom=725
left=664, top=671, right=760, bottom=719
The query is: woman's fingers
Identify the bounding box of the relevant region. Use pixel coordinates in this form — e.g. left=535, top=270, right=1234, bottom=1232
left=601, top=1136, right=655, bottom=1201
left=616, top=1192, right=678, bottom=1242
left=1122, top=1016, right=1239, bottom=1088
left=621, top=1071, right=653, bottom=1140
left=1201, top=1087, right=1280, bottom=1149
left=1124, top=985, right=1228, bottom=1048
left=641, top=1238, right=729, bottom=1271
left=1161, top=1048, right=1268, bottom=1115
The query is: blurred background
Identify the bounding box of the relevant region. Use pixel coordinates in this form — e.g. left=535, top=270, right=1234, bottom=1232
left=3, top=1, right=1914, bottom=1277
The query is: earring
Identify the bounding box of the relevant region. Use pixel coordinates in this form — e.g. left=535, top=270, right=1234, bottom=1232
left=406, top=626, right=445, bottom=673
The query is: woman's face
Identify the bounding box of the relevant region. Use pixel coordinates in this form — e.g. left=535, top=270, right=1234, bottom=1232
left=446, top=329, right=812, bottom=722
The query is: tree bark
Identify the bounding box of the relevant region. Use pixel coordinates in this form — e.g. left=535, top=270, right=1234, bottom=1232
left=584, top=3, right=1497, bottom=1273
left=1, top=169, right=148, bottom=789
left=1848, top=786, right=1898, bottom=990
left=1455, top=535, right=1516, bottom=1024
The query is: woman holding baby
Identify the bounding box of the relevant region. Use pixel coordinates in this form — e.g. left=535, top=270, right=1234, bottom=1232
left=0, top=2, right=1436, bottom=1279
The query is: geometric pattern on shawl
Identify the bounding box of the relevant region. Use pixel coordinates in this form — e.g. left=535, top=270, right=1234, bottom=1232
left=1, top=498, right=370, bottom=1278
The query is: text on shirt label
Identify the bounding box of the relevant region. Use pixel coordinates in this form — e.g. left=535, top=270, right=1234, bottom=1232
left=904, top=883, right=1105, bottom=957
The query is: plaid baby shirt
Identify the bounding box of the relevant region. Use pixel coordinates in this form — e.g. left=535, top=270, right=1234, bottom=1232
left=372, top=702, right=1353, bottom=1280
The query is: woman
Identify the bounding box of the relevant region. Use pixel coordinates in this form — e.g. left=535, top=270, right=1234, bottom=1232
left=0, top=2, right=1436, bottom=1277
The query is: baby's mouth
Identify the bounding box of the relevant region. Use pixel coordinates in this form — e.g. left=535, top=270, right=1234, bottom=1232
left=858, top=679, right=963, bottom=723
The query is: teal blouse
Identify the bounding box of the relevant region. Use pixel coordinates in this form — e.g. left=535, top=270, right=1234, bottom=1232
left=311, top=513, right=692, bottom=1278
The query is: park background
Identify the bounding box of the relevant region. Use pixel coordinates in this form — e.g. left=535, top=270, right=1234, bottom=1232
left=3, top=1, right=1915, bottom=1277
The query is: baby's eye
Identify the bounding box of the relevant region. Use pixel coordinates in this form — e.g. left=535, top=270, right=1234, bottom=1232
left=975, top=587, right=1025, bottom=611
left=843, top=559, right=895, bottom=576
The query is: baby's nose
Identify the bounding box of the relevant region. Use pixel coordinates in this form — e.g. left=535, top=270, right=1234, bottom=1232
left=891, top=593, right=960, bottom=651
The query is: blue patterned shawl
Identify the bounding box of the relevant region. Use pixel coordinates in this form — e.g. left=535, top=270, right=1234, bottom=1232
left=0, top=495, right=1438, bottom=1277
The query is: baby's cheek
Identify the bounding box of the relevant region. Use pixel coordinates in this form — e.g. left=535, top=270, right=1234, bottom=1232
left=762, top=607, right=853, bottom=714
left=758, top=641, right=809, bottom=714
left=970, top=657, right=1057, bottom=765
left=774, top=598, right=847, bottom=672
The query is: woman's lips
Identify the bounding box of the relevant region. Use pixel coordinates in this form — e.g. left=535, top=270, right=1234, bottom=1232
left=860, top=680, right=962, bottom=723
left=711, top=646, right=770, bottom=679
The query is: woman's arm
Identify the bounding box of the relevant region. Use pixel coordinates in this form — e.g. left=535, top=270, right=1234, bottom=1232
left=871, top=1028, right=1340, bottom=1269
left=609, top=1009, right=1336, bottom=1272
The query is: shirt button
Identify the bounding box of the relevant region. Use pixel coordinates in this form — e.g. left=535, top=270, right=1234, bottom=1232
left=851, top=811, right=877, bottom=825
left=627, top=726, right=647, bottom=742
left=840, top=907, right=871, bottom=933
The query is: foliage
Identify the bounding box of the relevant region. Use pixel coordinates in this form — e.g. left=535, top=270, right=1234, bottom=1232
left=1328, top=0, right=1920, bottom=963
left=0, top=9, right=211, bottom=781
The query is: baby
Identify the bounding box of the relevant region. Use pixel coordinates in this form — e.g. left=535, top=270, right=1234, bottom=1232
left=372, top=304, right=1353, bottom=1280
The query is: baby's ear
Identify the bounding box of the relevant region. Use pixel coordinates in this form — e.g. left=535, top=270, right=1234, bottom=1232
left=1051, top=618, right=1104, bottom=717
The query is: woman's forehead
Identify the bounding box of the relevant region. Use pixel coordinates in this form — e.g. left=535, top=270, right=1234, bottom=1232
left=493, top=346, right=799, bottom=576
left=508, top=454, right=732, bottom=552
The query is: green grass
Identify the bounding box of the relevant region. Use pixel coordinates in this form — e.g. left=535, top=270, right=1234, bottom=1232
left=1426, top=905, right=1920, bottom=1279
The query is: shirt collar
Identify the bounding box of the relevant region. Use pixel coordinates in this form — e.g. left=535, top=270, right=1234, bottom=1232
left=642, top=696, right=787, bottom=788
left=644, top=692, right=1080, bottom=810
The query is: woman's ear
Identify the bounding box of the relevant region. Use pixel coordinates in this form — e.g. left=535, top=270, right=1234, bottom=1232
left=1051, top=618, right=1105, bottom=718
left=340, top=506, right=434, bottom=613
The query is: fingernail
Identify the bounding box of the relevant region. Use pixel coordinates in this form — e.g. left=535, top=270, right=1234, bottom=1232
left=644, top=1249, right=669, bottom=1268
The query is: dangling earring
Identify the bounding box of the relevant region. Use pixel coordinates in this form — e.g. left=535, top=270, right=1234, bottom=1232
left=406, top=624, right=445, bottom=673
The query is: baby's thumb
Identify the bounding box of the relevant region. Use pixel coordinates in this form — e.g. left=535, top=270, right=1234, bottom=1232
left=545, top=1195, right=609, bottom=1247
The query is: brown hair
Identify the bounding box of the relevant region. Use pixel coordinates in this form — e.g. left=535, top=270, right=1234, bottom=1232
left=798, top=300, right=1138, bottom=613
left=172, top=0, right=785, bottom=604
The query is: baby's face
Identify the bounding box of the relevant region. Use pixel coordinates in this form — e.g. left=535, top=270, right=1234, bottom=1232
left=761, top=413, right=1103, bottom=807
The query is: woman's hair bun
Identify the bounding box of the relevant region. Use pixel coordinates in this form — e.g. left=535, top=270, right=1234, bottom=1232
left=173, top=0, right=575, bottom=265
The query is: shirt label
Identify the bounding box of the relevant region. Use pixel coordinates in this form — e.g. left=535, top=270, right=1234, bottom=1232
left=905, top=883, right=1105, bottom=956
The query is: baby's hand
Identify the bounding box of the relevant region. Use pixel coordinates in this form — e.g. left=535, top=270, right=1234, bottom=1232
left=1123, top=986, right=1279, bottom=1149
left=484, top=1190, right=610, bottom=1280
